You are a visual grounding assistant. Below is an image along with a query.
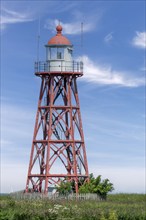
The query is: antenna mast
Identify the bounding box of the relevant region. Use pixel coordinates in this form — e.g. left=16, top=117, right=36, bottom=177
left=37, top=17, right=40, bottom=63
left=81, top=22, right=83, bottom=49
left=81, top=22, right=84, bottom=64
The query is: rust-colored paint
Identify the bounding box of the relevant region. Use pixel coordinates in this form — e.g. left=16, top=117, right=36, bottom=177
left=25, top=25, right=89, bottom=194
left=48, top=25, right=71, bottom=45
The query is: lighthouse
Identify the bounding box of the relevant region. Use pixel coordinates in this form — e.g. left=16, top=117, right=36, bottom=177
left=25, top=24, right=89, bottom=194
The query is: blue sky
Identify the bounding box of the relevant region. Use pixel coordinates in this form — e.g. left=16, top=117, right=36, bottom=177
left=1, top=1, right=145, bottom=193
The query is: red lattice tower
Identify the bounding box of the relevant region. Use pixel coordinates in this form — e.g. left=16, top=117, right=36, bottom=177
left=25, top=25, right=89, bottom=194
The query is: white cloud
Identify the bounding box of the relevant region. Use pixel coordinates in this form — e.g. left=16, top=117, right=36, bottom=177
left=60, top=21, right=94, bottom=35
left=104, top=32, right=113, bottom=43
left=1, top=7, right=34, bottom=30
left=79, top=55, right=145, bottom=87
left=45, top=10, right=102, bottom=35
left=132, top=31, right=146, bottom=49
left=45, top=19, right=95, bottom=35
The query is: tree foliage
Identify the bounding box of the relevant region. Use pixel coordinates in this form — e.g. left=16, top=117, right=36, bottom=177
left=79, top=174, right=114, bottom=200
left=56, top=181, right=72, bottom=195
left=56, top=174, right=114, bottom=200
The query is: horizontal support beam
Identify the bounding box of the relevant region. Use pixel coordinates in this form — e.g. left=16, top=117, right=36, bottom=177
left=38, top=106, right=79, bottom=109
left=33, top=140, right=83, bottom=143
left=28, top=174, right=88, bottom=178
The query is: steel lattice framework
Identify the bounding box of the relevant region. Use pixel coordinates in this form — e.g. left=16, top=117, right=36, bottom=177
left=25, top=69, right=89, bottom=194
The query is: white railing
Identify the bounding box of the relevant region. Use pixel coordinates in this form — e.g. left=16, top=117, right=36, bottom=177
left=35, top=61, right=83, bottom=73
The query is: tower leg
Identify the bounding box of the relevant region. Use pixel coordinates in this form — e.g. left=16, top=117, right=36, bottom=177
left=25, top=74, right=89, bottom=194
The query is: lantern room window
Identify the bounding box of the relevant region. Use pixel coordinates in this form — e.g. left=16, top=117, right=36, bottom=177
left=57, top=48, right=64, bottom=59
left=50, top=47, right=64, bottom=60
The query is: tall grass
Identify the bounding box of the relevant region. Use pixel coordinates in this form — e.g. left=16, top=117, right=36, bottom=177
left=0, top=194, right=146, bottom=220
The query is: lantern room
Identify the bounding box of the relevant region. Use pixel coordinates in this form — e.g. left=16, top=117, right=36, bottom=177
left=45, top=24, right=73, bottom=71
left=35, top=24, right=83, bottom=74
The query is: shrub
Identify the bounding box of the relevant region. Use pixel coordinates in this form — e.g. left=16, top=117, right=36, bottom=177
left=79, top=174, right=114, bottom=200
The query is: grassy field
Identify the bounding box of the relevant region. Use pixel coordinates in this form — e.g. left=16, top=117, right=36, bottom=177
left=0, top=194, right=146, bottom=220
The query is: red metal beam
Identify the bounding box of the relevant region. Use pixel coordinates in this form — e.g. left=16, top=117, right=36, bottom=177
left=25, top=74, right=89, bottom=194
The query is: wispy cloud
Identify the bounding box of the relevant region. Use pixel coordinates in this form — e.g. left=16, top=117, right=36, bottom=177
left=83, top=109, right=145, bottom=144
left=132, top=31, right=146, bottom=49
left=79, top=55, right=145, bottom=87
left=104, top=32, right=114, bottom=43
left=1, top=7, right=34, bottom=30
left=45, top=19, right=95, bottom=35
left=45, top=10, right=102, bottom=35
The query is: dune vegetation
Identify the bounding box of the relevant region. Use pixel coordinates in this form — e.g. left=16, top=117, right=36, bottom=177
left=0, top=194, right=145, bottom=220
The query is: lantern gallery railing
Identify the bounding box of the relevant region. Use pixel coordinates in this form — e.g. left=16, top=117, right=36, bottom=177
left=35, top=60, right=83, bottom=73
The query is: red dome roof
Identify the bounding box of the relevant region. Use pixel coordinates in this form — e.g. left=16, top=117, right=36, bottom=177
left=48, top=25, right=71, bottom=46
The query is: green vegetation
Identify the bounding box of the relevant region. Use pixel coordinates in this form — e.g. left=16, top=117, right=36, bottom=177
left=57, top=174, right=114, bottom=200
left=0, top=194, right=146, bottom=220
left=79, top=174, right=114, bottom=200
left=56, top=181, right=72, bottom=195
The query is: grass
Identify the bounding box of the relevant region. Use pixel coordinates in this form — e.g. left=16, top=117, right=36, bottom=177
left=0, top=194, right=146, bottom=220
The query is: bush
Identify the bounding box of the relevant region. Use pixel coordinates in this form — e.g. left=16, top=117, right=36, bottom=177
left=79, top=174, right=114, bottom=200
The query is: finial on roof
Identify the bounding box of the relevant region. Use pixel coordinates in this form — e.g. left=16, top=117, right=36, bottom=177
left=48, top=23, right=71, bottom=45
left=56, top=24, right=62, bottom=35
